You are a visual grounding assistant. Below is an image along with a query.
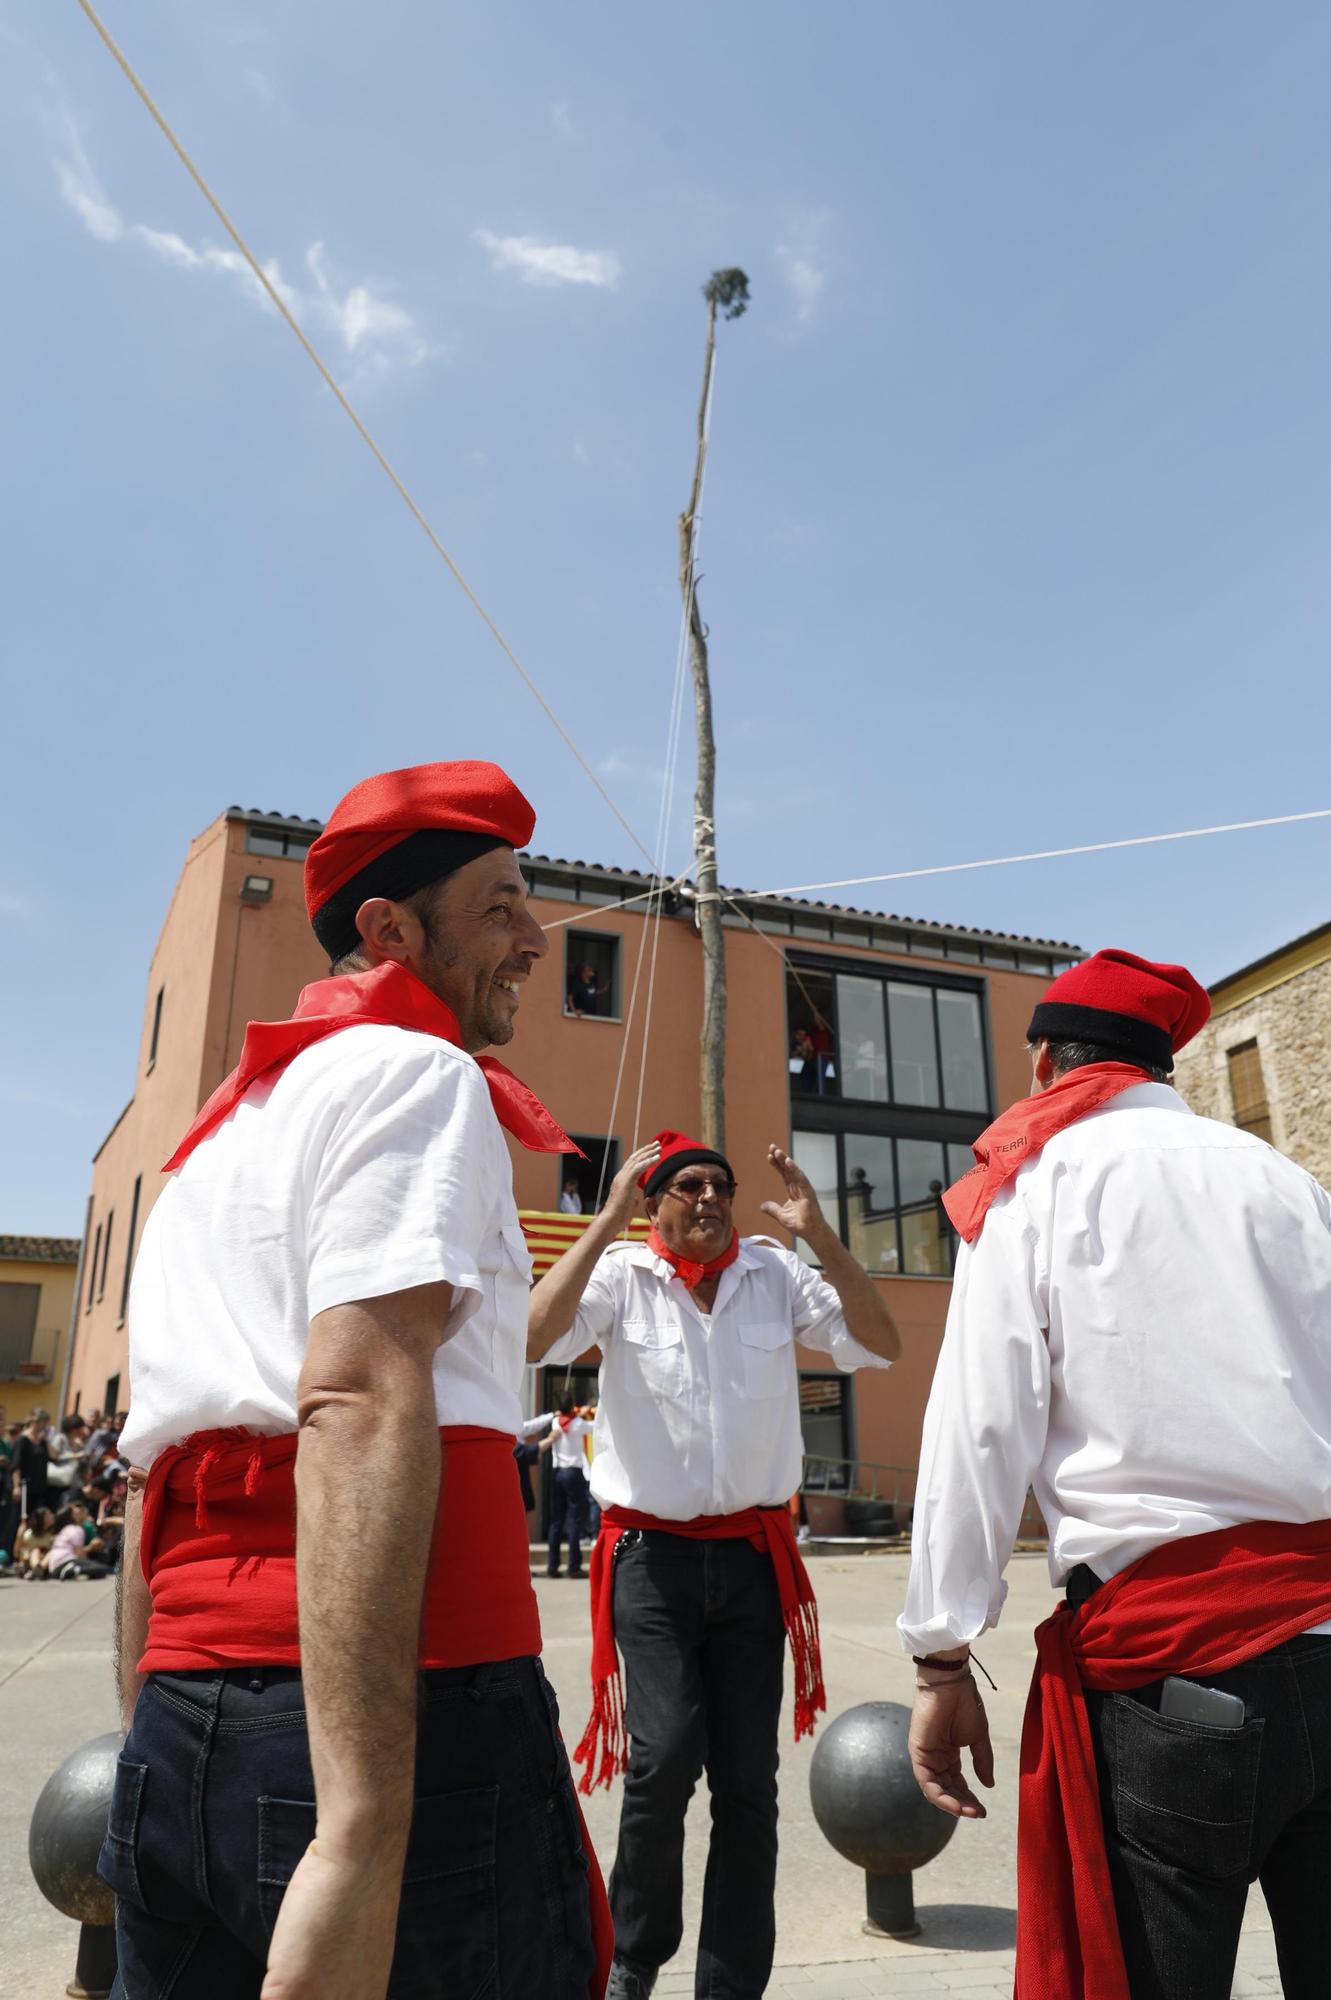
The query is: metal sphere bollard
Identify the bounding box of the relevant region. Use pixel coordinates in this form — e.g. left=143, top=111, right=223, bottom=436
left=809, top=1701, right=955, bottom=1939
left=29, top=1731, right=123, bottom=1999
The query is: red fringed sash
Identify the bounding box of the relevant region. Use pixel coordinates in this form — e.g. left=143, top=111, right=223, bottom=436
left=942, top=1063, right=1151, bottom=1244
left=573, top=1503, right=825, bottom=1794
left=644, top=1225, right=740, bottom=1293
left=1017, top=1518, right=1331, bottom=1999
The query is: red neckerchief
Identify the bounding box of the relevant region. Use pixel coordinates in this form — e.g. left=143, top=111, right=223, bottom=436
left=574, top=1503, right=824, bottom=1795
left=1017, top=1518, right=1331, bottom=1998
left=164, top=961, right=580, bottom=1172
left=942, top=1064, right=1152, bottom=1244
left=645, top=1226, right=741, bottom=1292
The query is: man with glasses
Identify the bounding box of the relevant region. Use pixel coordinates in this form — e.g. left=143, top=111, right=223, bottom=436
left=528, top=1127, right=901, bottom=2000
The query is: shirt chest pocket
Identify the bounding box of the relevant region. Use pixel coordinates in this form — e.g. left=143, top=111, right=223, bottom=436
left=738, top=1320, right=794, bottom=1400
left=620, top=1318, right=685, bottom=1400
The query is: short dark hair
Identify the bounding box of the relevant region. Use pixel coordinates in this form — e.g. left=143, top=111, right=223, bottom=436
left=328, top=876, right=451, bottom=976
left=557, top=1392, right=576, bottom=1417
left=1044, top=1036, right=1171, bottom=1084
left=53, top=1507, right=76, bottom=1532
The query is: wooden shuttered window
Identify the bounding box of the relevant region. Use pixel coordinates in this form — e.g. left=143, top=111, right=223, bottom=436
left=1226, top=1040, right=1273, bottom=1144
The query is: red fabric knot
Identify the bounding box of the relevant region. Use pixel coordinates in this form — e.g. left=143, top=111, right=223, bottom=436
left=645, top=1226, right=740, bottom=1293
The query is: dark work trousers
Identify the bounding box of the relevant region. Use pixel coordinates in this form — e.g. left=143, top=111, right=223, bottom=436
left=548, top=1464, right=591, bottom=1577
left=609, top=1531, right=786, bottom=1999
left=1069, top=1568, right=1331, bottom=2000
left=99, top=1655, right=596, bottom=1999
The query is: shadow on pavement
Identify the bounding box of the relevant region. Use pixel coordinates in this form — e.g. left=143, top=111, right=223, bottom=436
left=905, top=1904, right=1017, bottom=1952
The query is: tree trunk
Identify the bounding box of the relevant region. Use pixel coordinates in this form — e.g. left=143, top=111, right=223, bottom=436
left=680, top=301, right=726, bottom=1153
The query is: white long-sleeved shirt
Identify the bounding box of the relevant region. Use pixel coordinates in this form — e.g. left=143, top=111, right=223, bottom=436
left=535, top=1413, right=596, bottom=1469
left=899, top=1083, right=1331, bottom=1654
left=540, top=1235, right=892, bottom=1518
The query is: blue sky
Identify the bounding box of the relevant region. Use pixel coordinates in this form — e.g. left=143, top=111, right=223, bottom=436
left=3, top=1, right=1329, bottom=1232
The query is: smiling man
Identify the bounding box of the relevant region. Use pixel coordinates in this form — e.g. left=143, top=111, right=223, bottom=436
left=103, top=762, right=611, bottom=2000
left=528, top=1129, right=902, bottom=2000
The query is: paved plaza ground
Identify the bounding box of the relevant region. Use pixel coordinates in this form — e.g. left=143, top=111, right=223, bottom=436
left=2, top=1552, right=1286, bottom=1995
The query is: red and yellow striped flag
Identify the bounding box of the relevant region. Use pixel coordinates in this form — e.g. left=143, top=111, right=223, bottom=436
left=518, top=1210, right=651, bottom=1279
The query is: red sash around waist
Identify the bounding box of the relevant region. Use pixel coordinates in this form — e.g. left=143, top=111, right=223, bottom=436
left=573, top=1504, right=824, bottom=1794
left=138, top=1425, right=541, bottom=1673
left=1017, top=1517, right=1331, bottom=1999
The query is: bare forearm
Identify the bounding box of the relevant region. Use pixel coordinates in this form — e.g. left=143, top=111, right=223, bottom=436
left=114, top=1483, right=150, bottom=1733
left=528, top=1212, right=621, bottom=1358
left=804, top=1221, right=902, bottom=1359
left=295, top=1375, right=439, bottom=1856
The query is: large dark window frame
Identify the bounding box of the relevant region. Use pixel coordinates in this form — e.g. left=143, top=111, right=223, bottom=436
left=786, top=949, right=995, bottom=1280
left=787, top=949, right=996, bottom=1122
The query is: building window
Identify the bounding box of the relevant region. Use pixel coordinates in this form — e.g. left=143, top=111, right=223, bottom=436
left=0, top=1282, right=41, bottom=1379
left=799, top=1374, right=852, bottom=1488
left=564, top=934, right=621, bottom=1019
left=86, top=1224, right=102, bottom=1311
left=118, top=1175, right=143, bottom=1326
left=560, top=1137, right=622, bottom=1213
left=793, top=1130, right=974, bottom=1278
left=147, top=985, right=165, bottom=1071
left=245, top=826, right=315, bottom=859
left=97, top=1212, right=114, bottom=1302
left=1227, top=1040, right=1273, bottom=1144
left=787, top=959, right=990, bottom=1113
left=104, top=1372, right=121, bottom=1418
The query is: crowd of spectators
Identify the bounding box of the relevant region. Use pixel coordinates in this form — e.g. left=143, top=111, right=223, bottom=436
left=0, top=1405, right=129, bottom=1580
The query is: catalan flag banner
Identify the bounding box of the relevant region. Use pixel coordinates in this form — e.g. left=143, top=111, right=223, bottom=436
left=518, top=1210, right=652, bottom=1279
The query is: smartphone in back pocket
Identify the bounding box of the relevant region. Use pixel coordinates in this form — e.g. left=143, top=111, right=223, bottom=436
left=1159, top=1675, right=1246, bottom=1729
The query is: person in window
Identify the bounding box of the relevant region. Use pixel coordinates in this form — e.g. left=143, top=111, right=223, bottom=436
left=901, top=949, right=1331, bottom=1999
left=559, top=1172, right=585, bottom=1214
left=528, top=1128, right=901, bottom=2000
left=789, top=1027, right=818, bottom=1093
left=567, top=960, right=609, bottom=1017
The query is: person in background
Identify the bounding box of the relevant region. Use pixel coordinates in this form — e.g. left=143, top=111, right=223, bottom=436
left=900, top=950, right=1331, bottom=2000
left=567, top=960, right=609, bottom=1017
left=15, top=1506, right=56, bottom=1577
left=0, top=1417, right=18, bottom=1556
left=97, top=1477, right=128, bottom=1568
left=559, top=1172, right=585, bottom=1215
left=12, top=1412, right=51, bottom=1520
left=529, top=1130, right=902, bottom=2000
left=46, top=1506, right=115, bottom=1579
left=539, top=1393, right=596, bottom=1579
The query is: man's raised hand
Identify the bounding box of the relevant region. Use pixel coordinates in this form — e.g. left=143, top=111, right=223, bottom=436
left=758, top=1144, right=826, bottom=1241
left=602, top=1140, right=662, bottom=1228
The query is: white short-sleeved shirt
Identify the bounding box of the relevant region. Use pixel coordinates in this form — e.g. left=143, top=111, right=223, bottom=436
left=541, top=1236, right=891, bottom=1518
left=120, top=1025, right=533, bottom=1469
left=899, top=1085, right=1331, bottom=1654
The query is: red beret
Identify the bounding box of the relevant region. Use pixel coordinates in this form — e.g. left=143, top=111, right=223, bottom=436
left=305, top=761, right=535, bottom=923
left=1028, top=949, right=1210, bottom=1071
left=640, top=1129, right=735, bottom=1198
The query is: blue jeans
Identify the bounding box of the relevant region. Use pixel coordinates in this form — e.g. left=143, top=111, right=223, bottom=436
left=608, top=1531, right=785, bottom=1999
left=99, top=1655, right=596, bottom=1998
left=548, top=1465, right=591, bottom=1576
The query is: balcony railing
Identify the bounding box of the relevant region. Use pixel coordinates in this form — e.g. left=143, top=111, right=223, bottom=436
left=0, top=1325, right=62, bottom=1385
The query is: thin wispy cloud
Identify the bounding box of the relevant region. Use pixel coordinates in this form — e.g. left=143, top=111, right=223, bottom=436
left=473, top=228, right=621, bottom=290
left=775, top=208, right=831, bottom=325
left=549, top=99, right=582, bottom=143
left=56, top=132, right=431, bottom=376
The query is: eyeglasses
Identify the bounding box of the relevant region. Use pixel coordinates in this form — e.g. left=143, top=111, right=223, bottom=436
left=664, top=1174, right=737, bottom=1201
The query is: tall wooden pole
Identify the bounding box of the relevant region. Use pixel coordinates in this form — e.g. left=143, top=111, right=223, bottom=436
left=679, top=296, right=726, bottom=1152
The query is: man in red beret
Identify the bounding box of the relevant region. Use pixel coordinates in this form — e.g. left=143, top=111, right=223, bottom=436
left=528, top=1128, right=902, bottom=2000
left=899, top=949, right=1331, bottom=2000
left=104, top=762, right=612, bottom=2000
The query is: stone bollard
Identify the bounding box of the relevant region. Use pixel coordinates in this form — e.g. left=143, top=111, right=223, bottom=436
left=809, top=1700, right=955, bottom=1939
left=29, top=1731, right=123, bottom=1999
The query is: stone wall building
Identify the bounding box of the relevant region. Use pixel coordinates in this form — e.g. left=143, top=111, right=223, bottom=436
left=1174, top=919, right=1331, bottom=1188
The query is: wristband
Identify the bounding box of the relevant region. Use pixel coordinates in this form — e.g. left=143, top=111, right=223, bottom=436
left=911, top=1651, right=970, bottom=1671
